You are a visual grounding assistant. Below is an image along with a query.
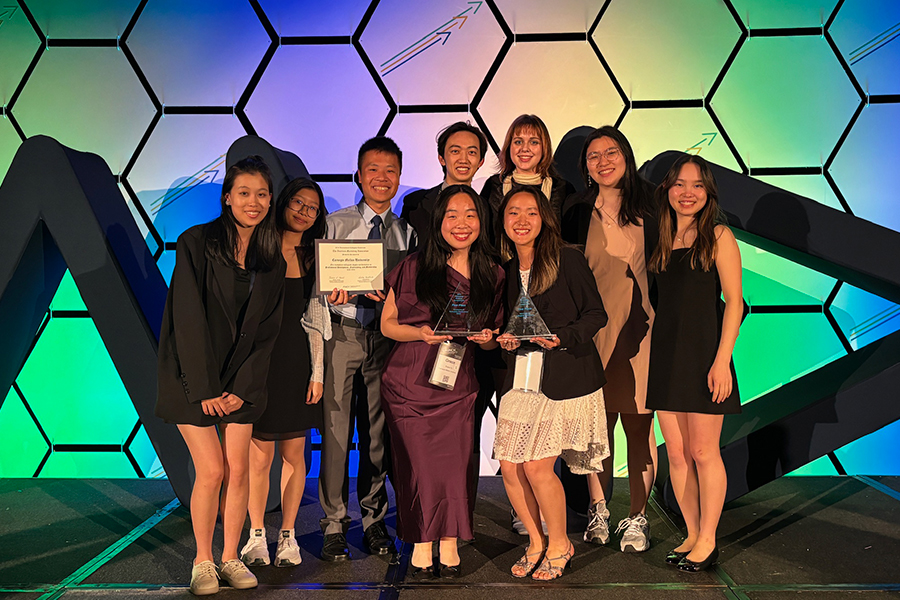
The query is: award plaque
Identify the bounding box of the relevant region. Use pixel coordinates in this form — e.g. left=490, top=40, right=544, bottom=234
left=314, top=239, right=385, bottom=295
left=433, top=281, right=482, bottom=337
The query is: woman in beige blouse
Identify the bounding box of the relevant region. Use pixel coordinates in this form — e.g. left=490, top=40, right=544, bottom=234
left=561, top=126, right=658, bottom=553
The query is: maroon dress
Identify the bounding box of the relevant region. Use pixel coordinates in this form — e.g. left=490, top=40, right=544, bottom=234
left=381, top=254, right=504, bottom=542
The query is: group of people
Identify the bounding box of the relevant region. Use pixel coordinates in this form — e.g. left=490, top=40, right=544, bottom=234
left=154, top=114, right=742, bottom=596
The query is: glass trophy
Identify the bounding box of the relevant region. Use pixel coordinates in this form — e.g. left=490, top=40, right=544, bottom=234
left=433, top=281, right=482, bottom=337
left=503, top=286, right=554, bottom=393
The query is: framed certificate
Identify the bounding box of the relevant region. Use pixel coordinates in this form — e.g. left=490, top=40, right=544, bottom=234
left=314, top=239, right=386, bottom=295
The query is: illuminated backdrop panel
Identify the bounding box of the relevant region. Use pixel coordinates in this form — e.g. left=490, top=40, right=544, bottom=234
left=0, top=0, right=898, bottom=480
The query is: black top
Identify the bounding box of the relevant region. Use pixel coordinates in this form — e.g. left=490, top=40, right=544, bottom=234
left=399, top=183, right=442, bottom=251
left=481, top=174, right=575, bottom=246
left=155, top=224, right=286, bottom=426
left=500, top=246, right=608, bottom=400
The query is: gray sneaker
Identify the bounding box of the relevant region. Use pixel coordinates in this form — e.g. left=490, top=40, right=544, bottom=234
left=189, top=560, right=219, bottom=596
left=616, top=513, right=650, bottom=552
left=584, top=500, right=610, bottom=545
left=219, top=559, right=259, bottom=589
left=240, top=528, right=270, bottom=566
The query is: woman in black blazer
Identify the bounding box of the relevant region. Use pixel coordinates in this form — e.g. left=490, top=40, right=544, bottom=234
left=155, top=156, right=285, bottom=596
left=493, top=186, right=609, bottom=581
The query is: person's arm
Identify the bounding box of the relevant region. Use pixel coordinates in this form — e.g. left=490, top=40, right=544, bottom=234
left=380, top=289, right=451, bottom=344
left=301, top=294, right=331, bottom=404
left=709, top=225, right=742, bottom=403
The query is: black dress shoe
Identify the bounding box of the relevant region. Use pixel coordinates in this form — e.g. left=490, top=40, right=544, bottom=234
left=439, top=563, right=461, bottom=578
left=321, top=532, right=351, bottom=562
left=408, top=561, right=435, bottom=580
left=363, top=521, right=395, bottom=555
left=677, top=546, right=718, bottom=572
left=665, top=549, right=689, bottom=565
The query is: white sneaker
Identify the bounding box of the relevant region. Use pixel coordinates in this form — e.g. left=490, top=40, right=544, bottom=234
left=219, top=558, right=259, bottom=589
left=240, top=528, right=270, bottom=566
left=584, top=500, right=610, bottom=545
left=189, top=560, right=219, bottom=596
left=511, top=509, right=548, bottom=536
left=617, top=513, right=650, bottom=553
left=275, top=529, right=302, bottom=567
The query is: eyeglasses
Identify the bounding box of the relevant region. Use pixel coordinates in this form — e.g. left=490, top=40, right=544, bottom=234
left=586, top=147, right=621, bottom=163
left=288, top=198, right=319, bottom=217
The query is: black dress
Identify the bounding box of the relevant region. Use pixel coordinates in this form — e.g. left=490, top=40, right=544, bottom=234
left=253, top=274, right=324, bottom=440
left=646, top=249, right=740, bottom=415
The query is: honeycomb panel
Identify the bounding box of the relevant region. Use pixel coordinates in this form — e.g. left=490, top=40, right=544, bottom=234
left=494, top=0, right=604, bottom=34
left=786, top=454, right=840, bottom=476
left=593, top=0, right=740, bottom=100
left=478, top=41, right=622, bottom=151
left=0, top=4, right=40, bottom=105
left=244, top=44, right=389, bottom=174
left=754, top=174, right=844, bottom=211
left=127, top=0, right=270, bottom=106
left=730, top=0, right=838, bottom=29
left=258, top=0, right=370, bottom=37
left=619, top=108, right=740, bottom=172
left=733, top=313, right=846, bottom=403
left=830, top=0, right=900, bottom=96
left=16, top=317, right=139, bottom=446
left=835, top=420, right=900, bottom=476
left=830, top=103, right=900, bottom=232
left=12, top=47, right=155, bottom=173
left=26, top=0, right=139, bottom=38
left=119, top=181, right=155, bottom=253
left=712, top=36, right=859, bottom=168
left=50, top=270, right=87, bottom=312
left=39, top=451, right=138, bottom=478
left=0, top=116, right=22, bottom=180
left=127, top=114, right=245, bottom=244
left=0, top=388, right=48, bottom=477
left=386, top=111, right=498, bottom=193
left=128, top=424, right=164, bottom=478
left=319, top=181, right=363, bottom=215
left=738, top=240, right=836, bottom=306
left=359, top=0, right=504, bottom=106
left=830, top=283, right=900, bottom=350
left=156, top=247, right=176, bottom=285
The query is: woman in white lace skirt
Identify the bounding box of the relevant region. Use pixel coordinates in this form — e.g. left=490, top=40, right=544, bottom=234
left=494, top=186, right=610, bottom=580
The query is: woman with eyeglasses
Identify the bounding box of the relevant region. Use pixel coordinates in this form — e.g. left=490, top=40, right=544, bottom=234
left=240, top=178, right=347, bottom=570
left=561, top=126, right=658, bottom=554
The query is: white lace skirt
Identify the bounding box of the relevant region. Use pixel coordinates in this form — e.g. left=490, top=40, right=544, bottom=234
left=493, top=387, right=610, bottom=474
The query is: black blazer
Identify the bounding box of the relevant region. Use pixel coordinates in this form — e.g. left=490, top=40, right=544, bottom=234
left=155, top=225, right=286, bottom=426
left=400, top=183, right=441, bottom=251
left=500, top=246, right=608, bottom=400
left=560, top=180, right=659, bottom=260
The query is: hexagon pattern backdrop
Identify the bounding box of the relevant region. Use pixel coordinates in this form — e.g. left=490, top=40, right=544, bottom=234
left=0, top=0, right=898, bottom=480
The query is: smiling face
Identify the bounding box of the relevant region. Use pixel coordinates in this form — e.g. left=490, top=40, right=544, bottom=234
left=509, top=128, right=543, bottom=175
left=503, top=191, right=542, bottom=249
left=586, top=136, right=625, bottom=190
left=283, top=187, right=320, bottom=234
left=358, top=149, right=400, bottom=212
left=439, top=131, right=484, bottom=186
left=668, top=161, right=708, bottom=220
left=225, top=172, right=271, bottom=229
left=440, top=192, right=481, bottom=252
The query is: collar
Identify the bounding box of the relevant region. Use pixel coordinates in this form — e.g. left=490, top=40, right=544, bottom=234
left=357, top=198, right=394, bottom=228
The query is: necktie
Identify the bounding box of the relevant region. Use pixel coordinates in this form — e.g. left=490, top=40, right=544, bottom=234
left=355, top=215, right=382, bottom=327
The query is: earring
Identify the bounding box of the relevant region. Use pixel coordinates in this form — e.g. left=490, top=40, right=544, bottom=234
left=226, top=200, right=231, bottom=205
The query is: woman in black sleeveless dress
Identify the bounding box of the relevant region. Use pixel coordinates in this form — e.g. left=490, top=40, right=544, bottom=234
left=646, top=155, right=742, bottom=572
left=241, top=179, right=345, bottom=569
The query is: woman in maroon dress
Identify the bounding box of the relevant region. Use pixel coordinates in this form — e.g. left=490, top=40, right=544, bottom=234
left=381, top=185, right=504, bottom=578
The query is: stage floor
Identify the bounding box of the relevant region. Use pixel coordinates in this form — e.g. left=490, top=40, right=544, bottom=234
left=2, top=476, right=899, bottom=599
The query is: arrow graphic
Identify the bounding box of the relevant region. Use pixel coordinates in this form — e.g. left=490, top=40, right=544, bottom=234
left=686, top=132, right=718, bottom=154
left=380, top=2, right=482, bottom=76
left=0, top=6, right=19, bottom=29
left=150, top=156, right=224, bottom=216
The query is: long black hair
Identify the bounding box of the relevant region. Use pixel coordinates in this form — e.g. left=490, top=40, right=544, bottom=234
left=275, top=177, right=328, bottom=275
left=579, top=125, right=651, bottom=227
left=204, top=155, right=281, bottom=272
left=415, top=185, right=499, bottom=328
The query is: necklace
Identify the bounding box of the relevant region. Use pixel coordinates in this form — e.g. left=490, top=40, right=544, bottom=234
left=594, top=202, right=618, bottom=228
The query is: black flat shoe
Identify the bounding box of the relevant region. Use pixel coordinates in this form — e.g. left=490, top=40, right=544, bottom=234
left=677, top=546, right=718, bottom=572
left=408, top=562, right=435, bottom=580
left=439, top=563, right=461, bottom=578
left=665, top=549, right=689, bottom=565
